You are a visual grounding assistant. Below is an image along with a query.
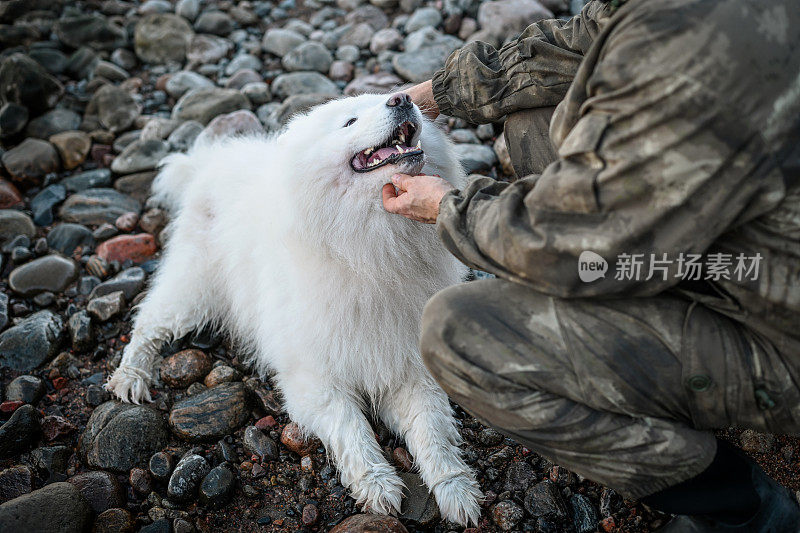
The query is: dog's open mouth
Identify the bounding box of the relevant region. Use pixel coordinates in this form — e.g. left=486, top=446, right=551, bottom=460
left=351, top=120, right=424, bottom=172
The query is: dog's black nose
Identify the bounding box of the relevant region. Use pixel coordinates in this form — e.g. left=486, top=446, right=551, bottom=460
left=386, top=92, right=412, bottom=108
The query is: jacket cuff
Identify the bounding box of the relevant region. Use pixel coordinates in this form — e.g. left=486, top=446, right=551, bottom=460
left=431, top=49, right=462, bottom=119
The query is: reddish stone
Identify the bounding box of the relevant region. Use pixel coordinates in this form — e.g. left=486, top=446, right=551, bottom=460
left=280, top=422, right=319, bottom=456
left=91, top=144, right=112, bottom=164
left=601, top=517, right=616, bottom=532
left=52, top=376, right=68, bottom=390
left=255, top=415, right=277, bottom=430
left=329, top=514, right=408, bottom=533
left=160, top=349, right=211, bottom=388
left=392, top=447, right=413, bottom=471
left=155, top=73, right=172, bottom=92
left=42, top=415, right=77, bottom=441
left=301, top=503, right=319, bottom=526
left=96, top=233, right=156, bottom=264
left=0, top=401, right=24, bottom=413
left=0, top=178, right=23, bottom=208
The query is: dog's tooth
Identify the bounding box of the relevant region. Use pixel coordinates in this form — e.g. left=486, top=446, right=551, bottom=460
left=364, top=148, right=373, bottom=155
left=416, top=140, right=421, bottom=149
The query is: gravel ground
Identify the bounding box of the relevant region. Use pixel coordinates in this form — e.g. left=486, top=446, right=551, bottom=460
left=0, top=0, right=798, bottom=531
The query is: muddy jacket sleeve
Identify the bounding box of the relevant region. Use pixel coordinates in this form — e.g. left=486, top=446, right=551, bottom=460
left=435, top=5, right=779, bottom=298
left=431, top=1, right=611, bottom=124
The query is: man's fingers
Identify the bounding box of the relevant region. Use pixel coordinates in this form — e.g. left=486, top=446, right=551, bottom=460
left=381, top=182, right=399, bottom=211
left=391, top=173, right=414, bottom=190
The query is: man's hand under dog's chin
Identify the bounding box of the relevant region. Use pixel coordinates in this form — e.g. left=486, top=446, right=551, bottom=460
left=382, top=173, right=455, bottom=224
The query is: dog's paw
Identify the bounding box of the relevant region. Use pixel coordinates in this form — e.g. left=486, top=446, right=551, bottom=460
left=105, top=365, right=152, bottom=404
left=350, top=467, right=406, bottom=516
left=433, top=473, right=483, bottom=526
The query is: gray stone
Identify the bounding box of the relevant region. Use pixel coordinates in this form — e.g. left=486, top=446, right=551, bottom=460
left=271, top=72, right=339, bottom=99
left=262, top=28, right=306, bottom=57
left=450, top=128, right=480, bottom=144
left=344, top=72, right=403, bottom=95
left=369, top=28, right=403, bottom=54
left=9, top=255, right=77, bottom=297
left=92, top=60, right=130, bottom=82
left=186, top=34, right=233, bottom=64
left=344, top=4, right=389, bottom=30
left=338, top=22, right=375, bottom=48
left=404, top=26, right=462, bottom=53
left=0, top=294, right=6, bottom=332
left=25, top=108, right=81, bottom=139
left=0, top=53, right=64, bottom=115
left=335, top=44, right=360, bottom=63
left=270, top=93, right=334, bottom=126
left=54, top=13, right=127, bottom=50
left=524, top=479, right=568, bottom=522
left=0, top=210, right=34, bottom=245
left=194, top=11, right=234, bottom=36
left=199, top=465, right=235, bottom=507
left=81, top=401, right=170, bottom=472
left=68, top=310, right=94, bottom=352
left=28, top=48, right=68, bottom=76
left=0, top=311, right=63, bottom=371
left=1, top=138, right=60, bottom=184
left=110, top=48, right=138, bottom=71
left=405, top=7, right=443, bottom=33
left=570, top=493, right=600, bottom=533
left=47, top=223, right=95, bottom=255
left=169, top=382, right=251, bottom=441
left=172, top=87, right=251, bottom=125
left=90, top=84, right=140, bottom=133
left=167, top=453, right=210, bottom=502
left=0, top=482, right=91, bottom=533
left=225, top=54, right=262, bottom=75
left=0, top=405, right=41, bottom=458
left=5, top=375, right=45, bottom=404
left=198, top=110, right=264, bottom=143
left=168, top=120, right=203, bottom=151
left=30, top=445, right=71, bottom=476
left=0, top=102, right=27, bottom=138
left=454, top=143, right=498, bottom=173
left=65, top=47, right=100, bottom=80
left=87, top=291, right=125, bottom=321
left=62, top=169, right=112, bottom=193
left=59, top=188, right=142, bottom=226
left=0, top=465, right=33, bottom=504
left=224, top=68, right=261, bottom=90
left=89, top=267, right=146, bottom=301
left=134, top=14, right=195, bottom=64
left=110, top=139, right=170, bottom=174
left=241, top=82, right=272, bottom=106
left=176, top=0, right=201, bottom=21
left=398, top=472, right=439, bottom=525
left=30, top=184, right=66, bottom=226
left=67, top=470, right=125, bottom=514
left=114, top=172, right=157, bottom=202
left=477, top=0, right=552, bottom=41
left=282, top=41, right=333, bottom=73
left=243, top=426, right=279, bottom=461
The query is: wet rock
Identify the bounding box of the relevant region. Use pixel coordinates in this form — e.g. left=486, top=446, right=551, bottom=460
left=129, top=467, right=151, bottom=494
left=62, top=168, right=113, bottom=193
left=187, top=34, right=233, bottom=64
left=111, top=139, right=169, bottom=174
left=244, top=426, right=279, bottom=461
left=271, top=72, right=340, bottom=99
left=524, top=479, right=568, bottom=523
left=165, top=70, right=214, bottom=99
left=0, top=482, right=91, bottom=533
left=0, top=102, right=28, bottom=138
left=0, top=465, right=33, bottom=504
left=0, top=53, right=63, bottom=115
left=0, top=179, right=23, bottom=209
left=203, top=365, right=237, bottom=387
left=262, top=28, right=306, bottom=57
left=167, top=453, right=210, bottom=502
left=503, top=460, right=538, bottom=492
left=477, top=0, right=552, bottom=42
left=9, top=255, right=78, bottom=297
left=199, top=464, right=235, bottom=507
left=172, top=87, right=251, bottom=125
left=280, top=422, right=319, bottom=456
left=30, top=184, right=67, bottom=226
left=49, top=130, right=91, bottom=170
left=161, top=349, right=212, bottom=388
left=42, top=417, right=75, bottom=441
left=135, top=14, right=195, bottom=64
left=89, top=267, right=146, bottom=301
left=54, top=13, right=127, bottom=50
left=570, top=493, right=600, bottom=533
left=65, top=47, right=100, bottom=80
left=90, top=84, right=140, bottom=133
left=87, top=290, right=125, bottom=321
left=0, top=404, right=41, bottom=458
left=0, top=310, right=63, bottom=371
left=493, top=500, right=525, bottom=531
left=0, top=210, right=34, bottom=245
left=25, top=108, right=81, bottom=139
left=81, top=401, right=170, bottom=472
left=329, top=514, right=409, bottom=533
left=195, top=11, right=234, bottom=36
left=67, top=470, right=125, bottom=514
left=149, top=451, right=175, bottom=481
left=93, top=508, right=135, bottom=533
left=282, top=41, right=334, bottom=72
left=1, top=138, right=60, bottom=185
left=30, top=445, right=71, bottom=476
left=47, top=223, right=95, bottom=256
left=5, top=375, right=45, bottom=404
left=59, top=188, right=142, bottom=225
left=114, top=171, right=157, bottom=202
left=169, top=382, right=251, bottom=441
left=399, top=472, right=439, bottom=525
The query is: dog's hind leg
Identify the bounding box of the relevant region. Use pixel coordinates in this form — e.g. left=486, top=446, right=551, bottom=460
left=277, top=368, right=406, bottom=515
left=379, top=374, right=482, bottom=526
left=106, top=246, right=213, bottom=404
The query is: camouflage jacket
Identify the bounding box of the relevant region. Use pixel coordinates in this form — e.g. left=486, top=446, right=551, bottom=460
left=431, top=0, right=800, bottom=351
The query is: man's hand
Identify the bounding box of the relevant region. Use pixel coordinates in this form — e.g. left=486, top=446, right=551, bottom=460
left=382, top=174, right=455, bottom=224
left=406, top=80, right=439, bottom=119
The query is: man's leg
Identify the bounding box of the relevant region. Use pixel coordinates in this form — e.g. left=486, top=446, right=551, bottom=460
left=503, top=107, right=558, bottom=177
left=421, top=279, right=800, bottom=512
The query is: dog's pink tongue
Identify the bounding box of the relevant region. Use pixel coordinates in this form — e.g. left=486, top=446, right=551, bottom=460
left=368, top=146, right=399, bottom=164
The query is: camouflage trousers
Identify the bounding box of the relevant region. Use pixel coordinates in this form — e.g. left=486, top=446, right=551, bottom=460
left=421, top=109, right=800, bottom=498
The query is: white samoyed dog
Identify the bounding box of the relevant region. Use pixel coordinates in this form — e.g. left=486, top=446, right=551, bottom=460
left=106, top=92, right=482, bottom=524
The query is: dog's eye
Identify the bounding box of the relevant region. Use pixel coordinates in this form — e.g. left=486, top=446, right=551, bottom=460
left=343, top=118, right=357, bottom=127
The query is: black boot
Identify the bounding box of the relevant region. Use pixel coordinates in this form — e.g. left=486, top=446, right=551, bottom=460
left=643, top=440, right=800, bottom=532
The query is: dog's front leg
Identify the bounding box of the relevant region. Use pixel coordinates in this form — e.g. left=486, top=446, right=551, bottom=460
left=380, top=375, right=482, bottom=526
left=279, top=371, right=405, bottom=515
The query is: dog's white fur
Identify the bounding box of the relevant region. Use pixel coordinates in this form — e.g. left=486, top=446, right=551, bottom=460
left=106, top=93, right=482, bottom=524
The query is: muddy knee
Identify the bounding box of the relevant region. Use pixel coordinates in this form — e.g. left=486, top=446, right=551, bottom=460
left=504, top=106, right=558, bottom=176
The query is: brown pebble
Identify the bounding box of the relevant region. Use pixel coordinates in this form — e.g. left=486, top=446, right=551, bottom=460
left=301, top=503, right=319, bottom=526
left=329, top=514, right=408, bottom=533
left=129, top=467, right=152, bottom=495
left=160, top=349, right=212, bottom=388
left=393, top=447, right=413, bottom=471
left=280, top=422, right=318, bottom=456
left=93, top=508, right=134, bottom=533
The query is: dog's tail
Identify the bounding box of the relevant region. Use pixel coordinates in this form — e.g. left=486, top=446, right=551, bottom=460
left=150, top=152, right=196, bottom=213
